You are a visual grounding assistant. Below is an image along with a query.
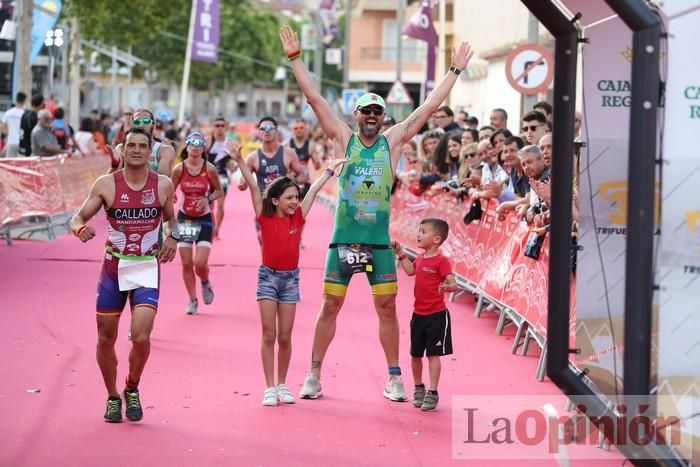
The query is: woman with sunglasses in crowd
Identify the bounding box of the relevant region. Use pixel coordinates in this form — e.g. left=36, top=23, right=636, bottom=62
left=170, top=132, right=224, bottom=315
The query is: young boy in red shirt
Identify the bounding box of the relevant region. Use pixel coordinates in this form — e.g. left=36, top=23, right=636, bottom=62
left=391, top=218, right=457, bottom=411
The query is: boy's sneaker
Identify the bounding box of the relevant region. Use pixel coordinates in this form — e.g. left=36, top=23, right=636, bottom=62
left=262, top=387, right=278, bottom=406
left=412, top=384, right=426, bottom=408
left=299, top=373, right=323, bottom=399
left=104, top=396, right=122, bottom=423
left=201, top=282, right=215, bottom=305
left=383, top=375, right=408, bottom=402
left=277, top=384, right=295, bottom=404
left=123, top=388, right=143, bottom=421
left=185, top=299, right=198, bottom=315
left=421, top=391, right=439, bottom=411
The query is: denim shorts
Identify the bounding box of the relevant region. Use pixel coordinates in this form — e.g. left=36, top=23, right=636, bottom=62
left=256, top=265, right=300, bottom=304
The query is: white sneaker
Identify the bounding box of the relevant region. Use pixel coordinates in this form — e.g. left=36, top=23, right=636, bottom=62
left=299, top=373, right=323, bottom=399
left=383, top=375, right=408, bottom=402
left=185, top=299, right=198, bottom=315
left=277, top=384, right=295, bottom=404
left=262, top=386, right=278, bottom=406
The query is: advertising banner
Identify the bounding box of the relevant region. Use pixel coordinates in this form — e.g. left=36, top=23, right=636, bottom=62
left=564, top=0, right=634, bottom=399
left=192, top=0, right=220, bottom=63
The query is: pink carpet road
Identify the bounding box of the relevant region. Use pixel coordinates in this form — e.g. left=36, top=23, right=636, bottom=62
left=0, top=189, right=624, bottom=466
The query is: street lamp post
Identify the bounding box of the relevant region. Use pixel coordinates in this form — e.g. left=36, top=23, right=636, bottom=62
left=44, top=28, right=64, bottom=98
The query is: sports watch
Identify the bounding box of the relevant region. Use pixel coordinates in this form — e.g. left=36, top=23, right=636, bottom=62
left=168, top=230, right=181, bottom=242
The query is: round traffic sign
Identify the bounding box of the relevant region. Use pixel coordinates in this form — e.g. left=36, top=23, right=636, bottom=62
left=505, top=43, right=554, bottom=96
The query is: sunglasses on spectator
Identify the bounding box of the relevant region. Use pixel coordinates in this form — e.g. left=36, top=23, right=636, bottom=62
left=521, top=124, right=543, bottom=132
left=133, top=117, right=154, bottom=126
left=465, top=152, right=478, bottom=158
left=259, top=125, right=276, bottom=131
left=358, top=106, right=384, bottom=116
left=214, top=123, right=226, bottom=128
left=186, top=138, right=206, bottom=147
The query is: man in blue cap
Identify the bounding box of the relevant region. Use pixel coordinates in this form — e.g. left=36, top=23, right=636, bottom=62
left=279, top=25, right=473, bottom=402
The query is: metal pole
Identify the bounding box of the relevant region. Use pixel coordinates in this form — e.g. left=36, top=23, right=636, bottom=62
left=282, top=73, right=288, bottom=122
left=313, top=13, right=324, bottom=94
left=13, top=0, right=33, bottom=98
left=48, top=53, right=55, bottom=96
left=178, top=0, right=197, bottom=126
left=396, top=0, right=405, bottom=82
left=126, top=46, right=133, bottom=109
left=437, top=0, right=445, bottom=77
left=68, top=17, right=81, bottom=130
left=342, top=0, right=351, bottom=89
left=60, top=33, right=68, bottom=104
left=111, top=45, right=118, bottom=113
left=523, top=13, right=540, bottom=112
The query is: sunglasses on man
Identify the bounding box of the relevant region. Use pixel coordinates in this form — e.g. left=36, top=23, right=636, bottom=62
left=214, top=123, right=226, bottom=128
left=133, top=117, right=154, bottom=126
left=522, top=124, right=542, bottom=133
left=358, top=106, right=384, bottom=116
left=259, top=125, right=276, bottom=132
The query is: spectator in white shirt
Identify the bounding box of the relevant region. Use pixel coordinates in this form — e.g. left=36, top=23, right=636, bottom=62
left=1, top=92, right=26, bottom=157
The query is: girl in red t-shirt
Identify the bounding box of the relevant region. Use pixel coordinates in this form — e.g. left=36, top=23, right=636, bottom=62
left=227, top=140, right=348, bottom=407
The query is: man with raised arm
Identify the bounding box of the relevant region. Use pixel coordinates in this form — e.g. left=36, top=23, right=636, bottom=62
left=279, top=25, right=473, bottom=401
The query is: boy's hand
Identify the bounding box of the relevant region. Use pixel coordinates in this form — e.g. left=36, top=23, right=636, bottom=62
left=390, top=240, right=402, bottom=255
left=438, top=282, right=449, bottom=294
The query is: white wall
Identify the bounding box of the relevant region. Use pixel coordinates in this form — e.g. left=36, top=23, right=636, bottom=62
left=449, top=0, right=552, bottom=125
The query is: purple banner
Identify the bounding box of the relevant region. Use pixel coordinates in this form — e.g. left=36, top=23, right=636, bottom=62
left=319, top=0, right=339, bottom=47
left=192, top=0, right=220, bottom=63
left=402, top=0, right=438, bottom=100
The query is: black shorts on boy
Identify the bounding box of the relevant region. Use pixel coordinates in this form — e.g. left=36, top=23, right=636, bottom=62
left=410, top=310, right=453, bottom=357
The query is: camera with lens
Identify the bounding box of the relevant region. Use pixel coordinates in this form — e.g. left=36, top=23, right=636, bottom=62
left=443, top=179, right=460, bottom=192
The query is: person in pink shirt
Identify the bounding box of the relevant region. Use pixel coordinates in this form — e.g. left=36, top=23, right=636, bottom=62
left=228, top=140, right=349, bottom=407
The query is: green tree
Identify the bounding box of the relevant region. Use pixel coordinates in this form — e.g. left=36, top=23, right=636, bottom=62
left=63, top=0, right=283, bottom=90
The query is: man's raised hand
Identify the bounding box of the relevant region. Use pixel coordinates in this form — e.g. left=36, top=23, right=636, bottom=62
left=279, top=25, right=301, bottom=56
left=450, top=41, right=474, bottom=71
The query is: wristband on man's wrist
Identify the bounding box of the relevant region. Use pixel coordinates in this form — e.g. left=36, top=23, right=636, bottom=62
left=324, top=167, right=335, bottom=177
left=449, top=65, right=462, bottom=75
left=287, top=50, right=302, bottom=61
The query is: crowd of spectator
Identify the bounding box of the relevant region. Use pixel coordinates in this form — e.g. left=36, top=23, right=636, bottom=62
left=386, top=101, right=581, bottom=262
left=0, top=93, right=205, bottom=159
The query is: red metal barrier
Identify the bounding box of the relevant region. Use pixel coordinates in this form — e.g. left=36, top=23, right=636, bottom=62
left=0, top=154, right=110, bottom=226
